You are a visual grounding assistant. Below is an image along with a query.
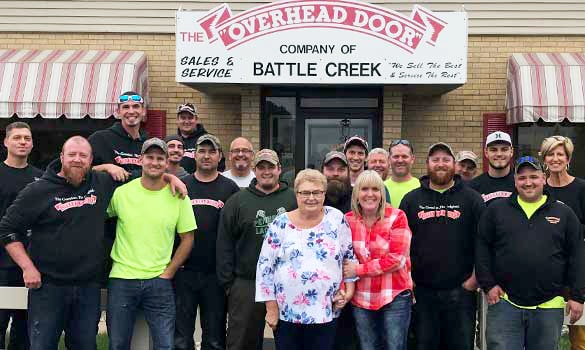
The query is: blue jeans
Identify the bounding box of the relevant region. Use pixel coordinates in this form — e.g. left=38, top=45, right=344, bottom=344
left=107, top=277, right=175, bottom=350
left=486, top=299, right=563, bottom=350
left=275, top=319, right=337, bottom=350
left=27, top=282, right=101, bottom=350
left=353, top=290, right=412, bottom=350
left=412, top=285, right=476, bottom=350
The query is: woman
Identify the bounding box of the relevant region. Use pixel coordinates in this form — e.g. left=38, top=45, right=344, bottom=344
left=540, top=136, right=585, bottom=349
left=343, top=170, right=413, bottom=350
left=255, top=169, right=357, bottom=350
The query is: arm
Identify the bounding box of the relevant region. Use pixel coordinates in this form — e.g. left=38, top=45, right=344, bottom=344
left=4, top=242, right=41, bottom=289
left=216, top=197, right=238, bottom=290
left=475, top=207, right=498, bottom=294
left=93, top=164, right=130, bottom=182
left=255, top=222, right=282, bottom=328
left=566, top=210, right=585, bottom=304
left=160, top=231, right=194, bottom=279
left=463, top=193, right=485, bottom=291
left=162, top=173, right=187, bottom=198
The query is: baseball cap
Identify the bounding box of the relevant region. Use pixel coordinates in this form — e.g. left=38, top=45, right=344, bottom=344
left=486, top=131, right=512, bottom=147
left=343, top=135, right=369, bottom=154
left=323, top=151, right=348, bottom=166
left=428, top=142, right=455, bottom=158
left=455, top=150, right=478, bottom=166
left=196, top=134, right=221, bottom=150
left=515, top=155, right=543, bottom=174
left=253, top=149, right=279, bottom=166
left=164, top=135, right=183, bottom=145
left=177, top=103, right=197, bottom=116
left=141, top=137, right=168, bottom=154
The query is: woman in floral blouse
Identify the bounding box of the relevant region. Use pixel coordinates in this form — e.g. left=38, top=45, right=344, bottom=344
left=343, top=170, right=413, bottom=350
left=255, top=169, right=357, bottom=350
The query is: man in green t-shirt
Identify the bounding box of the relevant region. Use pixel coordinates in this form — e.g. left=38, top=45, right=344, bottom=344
left=384, top=139, right=420, bottom=208
left=106, top=138, right=197, bottom=350
left=477, top=156, right=585, bottom=350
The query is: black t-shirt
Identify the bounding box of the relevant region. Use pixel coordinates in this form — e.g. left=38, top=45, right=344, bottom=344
left=546, top=177, right=585, bottom=225
left=182, top=174, right=240, bottom=273
left=469, top=171, right=515, bottom=206
left=0, top=162, right=43, bottom=270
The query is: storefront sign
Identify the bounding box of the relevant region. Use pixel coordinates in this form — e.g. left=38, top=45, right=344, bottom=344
left=176, top=0, right=467, bottom=84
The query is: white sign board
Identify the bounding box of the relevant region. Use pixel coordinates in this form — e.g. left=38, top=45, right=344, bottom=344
left=176, top=1, right=468, bottom=84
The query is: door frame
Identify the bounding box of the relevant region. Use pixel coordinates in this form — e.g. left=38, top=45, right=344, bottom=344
left=261, top=86, right=383, bottom=173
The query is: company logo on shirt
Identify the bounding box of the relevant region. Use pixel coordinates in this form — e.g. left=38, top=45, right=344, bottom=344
left=545, top=216, right=560, bottom=224
left=191, top=198, right=225, bottom=208
left=183, top=151, right=195, bottom=159
left=255, top=207, right=287, bottom=236
left=113, top=150, right=141, bottom=166
left=53, top=195, right=97, bottom=212
left=481, top=191, right=512, bottom=203
left=416, top=204, right=461, bottom=221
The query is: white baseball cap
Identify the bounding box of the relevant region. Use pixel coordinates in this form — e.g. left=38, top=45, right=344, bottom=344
left=485, top=131, right=512, bottom=147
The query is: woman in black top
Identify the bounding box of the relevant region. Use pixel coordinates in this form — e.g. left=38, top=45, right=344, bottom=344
left=540, top=135, right=585, bottom=349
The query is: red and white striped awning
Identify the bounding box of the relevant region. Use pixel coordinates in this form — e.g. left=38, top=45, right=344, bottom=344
left=507, top=53, right=585, bottom=124
left=0, top=49, right=148, bottom=119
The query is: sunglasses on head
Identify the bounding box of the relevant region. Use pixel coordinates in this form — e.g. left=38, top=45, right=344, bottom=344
left=118, top=94, right=143, bottom=103
left=389, top=139, right=414, bottom=152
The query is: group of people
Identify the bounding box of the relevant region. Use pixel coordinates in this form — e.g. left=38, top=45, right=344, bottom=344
left=0, top=91, right=583, bottom=350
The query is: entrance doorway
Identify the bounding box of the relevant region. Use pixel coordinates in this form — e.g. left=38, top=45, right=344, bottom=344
left=262, top=87, right=381, bottom=179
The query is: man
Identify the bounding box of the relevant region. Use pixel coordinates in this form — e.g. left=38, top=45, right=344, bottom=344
left=217, top=149, right=297, bottom=350
left=343, top=136, right=368, bottom=186
left=0, top=136, right=117, bottom=350
left=367, top=148, right=390, bottom=181
left=322, top=151, right=352, bottom=213
left=174, top=103, right=225, bottom=174
left=476, top=156, right=585, bottom=350
left=164, top=135, right=189, bottom=178
left=89, top=91, right=148, bottom=182
left=384, top=140, right=420, bottom=209
left=399, top=142, right=485, bottom=350
left=469, top=131, right=515, bottom=206
left=0, top=122, right=42, bottom=350
left=223, top=137, right=255, bottom=188
left=455, top=150, right=479, bottom=182
left=175, top=134, right=239, bottom=350
left=106, top=138, right=196, bottom=350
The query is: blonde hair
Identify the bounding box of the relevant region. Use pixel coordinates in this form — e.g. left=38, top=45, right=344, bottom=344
left=294, top=169, right=327, bottom=191
left=351, top=170, right=386, bottom=221
left=540, top=136, right=574, bottom=161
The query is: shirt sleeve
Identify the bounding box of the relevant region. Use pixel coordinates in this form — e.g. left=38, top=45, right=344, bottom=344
left=255, top=220, right=282, bottom=302
left=176, top=195, right=197, bottom=234
left=355, top=209, right=412, bottom=277
left=216, top=195, right=239, bottom=288
left=566, top=208, right=585, bottom=303
left=475, top=207, right=497, bottom=293
left=0, top=184, right=44, bottom=246
left=88, top=132, right=105, bottom=166
left=106, top=189, right=118, bottom=219
left=339, top=216, right=359, bottom=282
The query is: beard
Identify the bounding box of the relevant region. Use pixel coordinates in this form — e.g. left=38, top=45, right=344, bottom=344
left=326, top=178, right=351, bottom=204
left=63, top=165, right=88, bottom=187
left=429, top=167, right=455, bottom=186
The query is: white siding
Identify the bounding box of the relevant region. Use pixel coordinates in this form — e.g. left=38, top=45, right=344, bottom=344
left=0, top=0, right=584, bottom=34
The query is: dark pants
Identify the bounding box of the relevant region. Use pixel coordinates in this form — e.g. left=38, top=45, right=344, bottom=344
left=27, top=282, right=101, bottom=350
left=487, top=299, right=563, bottom=350
left=333, top=305, right=360, bottom=350
left=174, top=269, right=226, bottom=350
left=226, top=278, right=265, bottom=350
left=107, top=277, right=176, bottom=350
left=275, top=320, right=337, bottom=350
left=412, top=286, right=477, bottom=350
left=0, top=269, right=28, bottom=350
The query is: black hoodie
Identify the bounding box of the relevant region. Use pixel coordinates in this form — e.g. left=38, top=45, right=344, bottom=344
left=0, top=160, right=116, bottom=285
left=399, top=175, right=485, bottom=289
left=216, top=179, right=297, bottom=288
left=175, top=125, right=226, bottom=174
left=476, top=192, right=585, bottom=305
left=88, top=122, right=148, bottom=172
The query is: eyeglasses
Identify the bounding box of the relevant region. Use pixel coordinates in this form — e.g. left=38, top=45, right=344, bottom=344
left=118, top=94, right=143, bottom=103
left=389, top=139, right=414, bottom=153
left=230, top=148, right=253, bottom=155
left=296, top=190, right=325, bottom=198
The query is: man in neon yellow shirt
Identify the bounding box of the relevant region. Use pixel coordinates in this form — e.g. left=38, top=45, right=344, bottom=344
left=106, top=138, right=196, bottom=350
left=477, top=156, right=585, bottom=350
left=384, top=139, right=420, bottom=208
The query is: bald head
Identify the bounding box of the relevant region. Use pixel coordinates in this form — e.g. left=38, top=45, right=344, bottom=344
left=228, top=137, right=254, bottom=175
left=230, top=137, right=253, bottom=151
left=62, top=136, right=92, bottom=154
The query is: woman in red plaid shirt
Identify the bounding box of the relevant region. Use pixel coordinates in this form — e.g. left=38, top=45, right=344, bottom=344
left=343, top=170, right=413, bottom=350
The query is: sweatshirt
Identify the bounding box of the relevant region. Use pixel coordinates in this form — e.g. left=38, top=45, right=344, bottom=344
left=399, top=175, right=485, bottom=289
left=88, top=122, right=148, bottom=172
left=0, top=160, right=116, bottom=285
left=476, top=193, right=585, bottom=305
left=175, top=125, right=226, bottom=174
left=468, top=171, right=515, bottom=206
left=216, top=179, right=297, bottom=287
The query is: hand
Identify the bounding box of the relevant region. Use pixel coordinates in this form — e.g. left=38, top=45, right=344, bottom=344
left=332, top=289, right=347, bottom=311
left=23, top=265, right=42, bottom=289
left=167, top=175, right=187, bottom=199
left=343, top=261, right=357, bottom=279
left=566, top=300, right=584, bottom=324
left=104, top=164, right=130, bottom=182
left=462, top=276, right=479, bottom=292
left=265, top=306, right=279, bottom=331
left=487, top=285, right=504, bottom=305
left=159, top=270, right=174, bottom=280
